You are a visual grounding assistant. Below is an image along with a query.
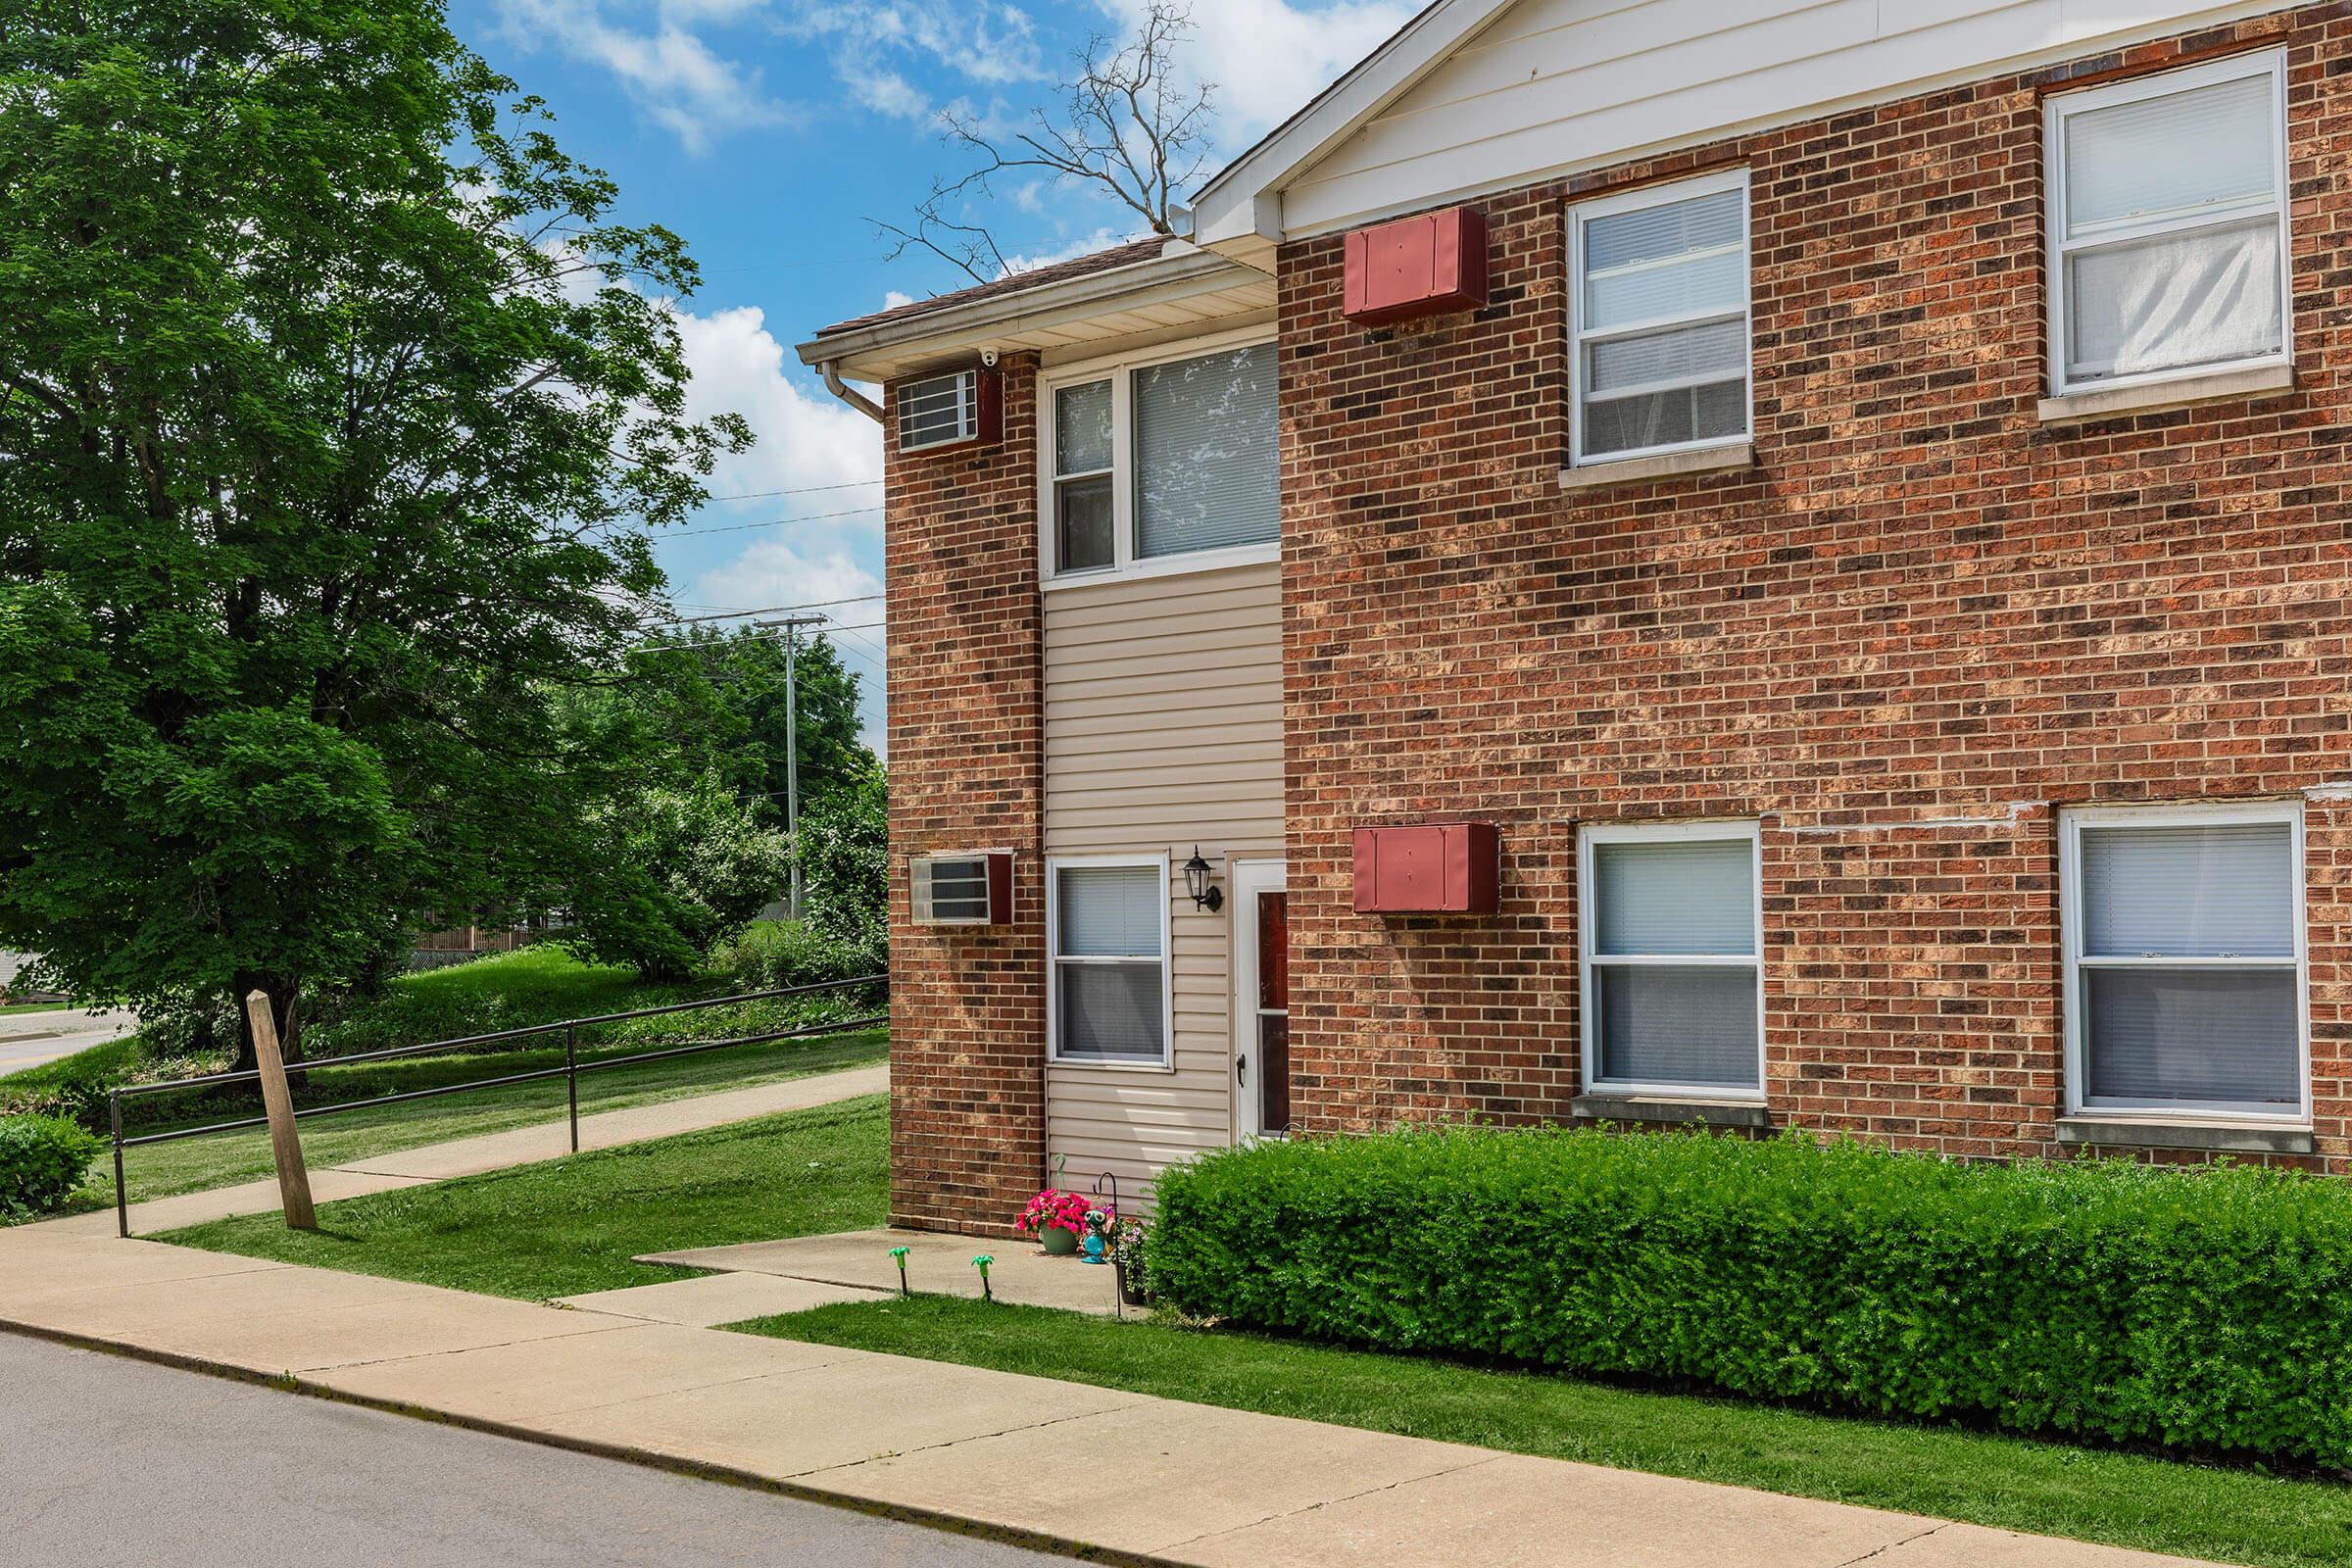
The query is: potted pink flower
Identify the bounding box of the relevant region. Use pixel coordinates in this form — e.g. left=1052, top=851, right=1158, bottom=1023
left=1015, top=1188, right=1100, bottom=1255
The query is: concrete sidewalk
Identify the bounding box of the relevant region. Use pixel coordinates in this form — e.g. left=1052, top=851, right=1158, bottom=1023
left=62, top=1061, right=887, bottom=1238
left=0, top=1221, right=2221, bottom=1568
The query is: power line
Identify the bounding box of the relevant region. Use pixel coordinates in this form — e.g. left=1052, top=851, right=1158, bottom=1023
left=700, top=478, right=882, bottom=504
left=651, top=504, right=885, bottom=540
left=641, top=594, right=881, bottom=629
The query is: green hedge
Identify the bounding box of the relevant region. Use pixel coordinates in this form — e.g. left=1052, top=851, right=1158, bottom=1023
left=1150, top=1126, right=2352, bottom=1466
left=0, top=1113, right=100, bottom=1218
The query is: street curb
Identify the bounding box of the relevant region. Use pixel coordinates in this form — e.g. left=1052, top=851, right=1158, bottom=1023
left=0, top=1316, right=1165, bottom=1567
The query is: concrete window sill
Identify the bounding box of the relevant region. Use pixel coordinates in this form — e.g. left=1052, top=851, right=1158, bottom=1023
left=1571, top=1095, right=1770, bottom=1130
left=1558, top=441, right=1753, bottom=492
left=2036, top=363, right=2294, bottom=427
left=2054, top=1116, right=2314, bottom=1155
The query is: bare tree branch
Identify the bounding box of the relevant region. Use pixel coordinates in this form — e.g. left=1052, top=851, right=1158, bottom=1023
left=870, top=0, right=1215, bottom=290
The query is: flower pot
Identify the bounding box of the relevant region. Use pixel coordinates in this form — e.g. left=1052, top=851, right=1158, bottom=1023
left=1115, top=1262, right=1151, bottom=1307
left=1040, top=1226, right=1079, bottom=1256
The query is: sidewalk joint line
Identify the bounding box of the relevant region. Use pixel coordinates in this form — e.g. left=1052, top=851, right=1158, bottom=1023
left=1152, top=1453, right=1505, bottom=1554
left=791, top=1396, right=1155, bottom=1479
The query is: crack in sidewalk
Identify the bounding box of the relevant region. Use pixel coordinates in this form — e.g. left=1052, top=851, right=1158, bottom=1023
left=789, top=1396, right=1157, bottom=1480
left=1830, top=1522, right=1950, bottom=1566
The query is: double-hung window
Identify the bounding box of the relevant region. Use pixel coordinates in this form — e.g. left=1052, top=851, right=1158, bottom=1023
left=1567, top=170, right=1751, bottom=466
left=2046, top=50, right=2290, bottom=395
left=2062, top=804, right=2306, bottom=1121
left=1579, top=821, right=1764, bottom=1096
left=1042, top=336, right=1280, bottom=581
left=1048, top=858, right=1170, bottom=1067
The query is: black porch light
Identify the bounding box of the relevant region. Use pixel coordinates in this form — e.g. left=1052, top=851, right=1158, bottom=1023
left=1183, top=846, right=1224, bottom=912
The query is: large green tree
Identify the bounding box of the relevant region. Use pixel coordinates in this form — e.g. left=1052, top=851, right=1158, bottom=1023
left=0, top=0, right=748, bottom=1060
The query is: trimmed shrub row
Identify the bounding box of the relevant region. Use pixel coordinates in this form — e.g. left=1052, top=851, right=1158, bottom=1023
left=1150, top=1126, right=2352, bottom=1467
left=0, top=1112, right=100, bottom=1218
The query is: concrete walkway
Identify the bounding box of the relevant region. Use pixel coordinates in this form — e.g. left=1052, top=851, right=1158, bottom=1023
left=0, top=1005, right=136, bottom=1077
left=0, top=1219, right=2220, bottom=1568
left=66, top=1061, right=887, bottom=1238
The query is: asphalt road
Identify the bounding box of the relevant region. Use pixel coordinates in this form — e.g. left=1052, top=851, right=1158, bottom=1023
left=0, top=1332, right=1071, bottom=1567
left=0, top=1007, right=137, bottom=1077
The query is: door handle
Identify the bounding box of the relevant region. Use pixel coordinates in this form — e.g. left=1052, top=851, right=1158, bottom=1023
left=1235, top=1054, right=1248, bottom=1086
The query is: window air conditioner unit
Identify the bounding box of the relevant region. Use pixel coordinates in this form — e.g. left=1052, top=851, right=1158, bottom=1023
left=910, top=852, right=1014, bottom=925
left=896, top=368, right=1004, bottom=454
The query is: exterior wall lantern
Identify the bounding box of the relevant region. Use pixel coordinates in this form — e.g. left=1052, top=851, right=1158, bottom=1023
left=1183, top=847, right=1224, bottom=912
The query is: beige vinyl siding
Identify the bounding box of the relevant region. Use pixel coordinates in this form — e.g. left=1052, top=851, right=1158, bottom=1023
left=1044, top=560, right=1282, bottom=1206
left=1281, top=0, right=2291, bottom=236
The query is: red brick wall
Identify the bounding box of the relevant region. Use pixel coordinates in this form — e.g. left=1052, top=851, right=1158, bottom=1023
left=882, top=355, right=1047, bottom=1233
left=1279, top=6, right=2352, bottom=1169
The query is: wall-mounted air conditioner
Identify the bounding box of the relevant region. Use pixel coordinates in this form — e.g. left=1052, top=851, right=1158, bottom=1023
left=910, top=851, right=1014, bottom=925
left=896, top=368, right=1004, bottom=454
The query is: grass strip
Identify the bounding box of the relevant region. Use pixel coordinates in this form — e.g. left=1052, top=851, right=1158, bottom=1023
left=740, top=1295, right=2348, bottom=1568
left=161, top=1094, right=888, bottom=1299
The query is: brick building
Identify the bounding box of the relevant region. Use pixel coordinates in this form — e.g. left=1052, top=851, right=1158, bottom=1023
left=800, top=0, right=2352, bottom=1233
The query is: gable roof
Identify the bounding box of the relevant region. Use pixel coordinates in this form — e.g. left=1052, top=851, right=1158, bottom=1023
left=1190, top=0, right=1515, bottom=253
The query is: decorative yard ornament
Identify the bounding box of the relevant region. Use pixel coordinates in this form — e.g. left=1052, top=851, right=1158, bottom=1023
left=889, top=1245, right=910, bottom=1298
left=972, top=1254, right=995, bottom=1302
left=1082, top=1209, right=1112, bottom=1265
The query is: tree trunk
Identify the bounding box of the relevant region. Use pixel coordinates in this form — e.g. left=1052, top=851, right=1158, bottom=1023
left=229, top=972, right=302, bottom=1075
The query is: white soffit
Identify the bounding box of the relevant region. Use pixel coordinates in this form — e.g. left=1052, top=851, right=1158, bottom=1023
left=797, top=251, right=1277, bottom=384
left=1193, top=0, right=2307, bottom=248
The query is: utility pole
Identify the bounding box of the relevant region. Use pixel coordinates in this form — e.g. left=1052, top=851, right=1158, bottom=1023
left=756, top=614, right=827, bottom=919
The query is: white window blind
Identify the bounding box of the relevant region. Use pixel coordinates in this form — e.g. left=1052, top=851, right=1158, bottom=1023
left=1054, top=379, right=1114, bottom=572
left=1572, top=176, right=1750, bottom=464
left=2050, top=54, right=2286, bottom=389
left=2072, top=817, right=2301, bottom=1113
left=1053, top=864, right=1166, bottom=1064
left=1584, top=829, right=1761, bottom=1092
left=1133, top=344, right=1279, bottom=559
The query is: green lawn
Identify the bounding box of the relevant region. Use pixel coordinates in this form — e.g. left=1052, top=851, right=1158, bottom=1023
left=161, top=1094, right=888, bottom=1298
left=741, top=1297, right=2350, bottom=1568
left=107, top=1025, right=885, bottom=1204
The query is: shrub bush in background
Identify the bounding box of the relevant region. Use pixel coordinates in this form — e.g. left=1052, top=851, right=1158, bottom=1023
left=0, top=1112, right=101, bottom=1218
left=1150, top=1126, right=2352, bottom=1467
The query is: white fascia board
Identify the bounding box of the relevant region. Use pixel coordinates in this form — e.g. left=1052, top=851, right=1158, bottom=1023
left=1188, top=0, right=1518, bottom=249
left=794, top=250, right=1249, bottom=383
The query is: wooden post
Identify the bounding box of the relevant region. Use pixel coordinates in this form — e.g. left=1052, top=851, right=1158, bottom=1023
left=245, top=990, right=317, bottom=1231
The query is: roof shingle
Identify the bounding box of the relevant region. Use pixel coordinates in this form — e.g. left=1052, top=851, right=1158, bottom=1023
left=811, top=237, right=1166, bottom=339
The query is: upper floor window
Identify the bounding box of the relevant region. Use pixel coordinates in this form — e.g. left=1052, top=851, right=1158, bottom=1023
left=1578, top=820, right=1764, bottom=1098
left=2061, top=803, right=2306, bottom=1122
left=1042, top=337, right=1279, bottom=582
left=1567, top=170, right=1751, bottom=467
left=2045, top=51, right=2289, bottom=396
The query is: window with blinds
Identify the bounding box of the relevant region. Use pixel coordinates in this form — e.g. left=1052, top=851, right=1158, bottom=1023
left=2064, top=808, right=2305, bottom=1117
left=1133, top=344, right=1279, bottom=558
left=1040, top=339, right=1280, bottom=579
left=1580, top=824, right=1763, bottom=1093
left=1569, top=172, right=1750, bottom=466
left=1050, top=861, right=1168, bottom=1065
left=2046, top=51, right=2288, bottom=393
left=896, top=370, right=977, bottom=452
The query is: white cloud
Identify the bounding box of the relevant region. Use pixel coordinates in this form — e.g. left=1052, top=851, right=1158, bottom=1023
left=881, top=289, right=916, bottom=310
left=493, top=0, right=799, bottom=152
left=689, top=536, right=883, bottom=612
left=666, top=302, right=883, bottom=501
left=1098, top=0, right=1412, bottom=149
left=786, top=1, right=1045, bottom=121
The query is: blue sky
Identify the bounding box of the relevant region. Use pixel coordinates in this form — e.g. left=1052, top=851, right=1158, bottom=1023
left=446, top=0, right=1412, bottom=748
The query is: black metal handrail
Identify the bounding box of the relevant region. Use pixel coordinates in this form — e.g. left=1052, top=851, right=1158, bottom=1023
left=109, top=973, right=886, bottom=1237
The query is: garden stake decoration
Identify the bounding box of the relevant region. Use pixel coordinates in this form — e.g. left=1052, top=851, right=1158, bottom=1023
left=972, top=1253, right=994, bottom=1302
left=1081, top=1208, right=1111, bottom=1265
left=889, top=1246, right=910, bottom=1298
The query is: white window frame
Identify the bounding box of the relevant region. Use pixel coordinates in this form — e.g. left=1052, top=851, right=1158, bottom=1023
left=2059, top=800, right=2309, bottom=1125
left=1566, top=168, right=1753, bottom=469
left=2043, top=49, right=2292, bottom=400
left=1576, top=818, right=1766, bottom=1101
left=1037, top=325, right=1281, bottom=588
left=1045, top=853, right=1175, bottom=1071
